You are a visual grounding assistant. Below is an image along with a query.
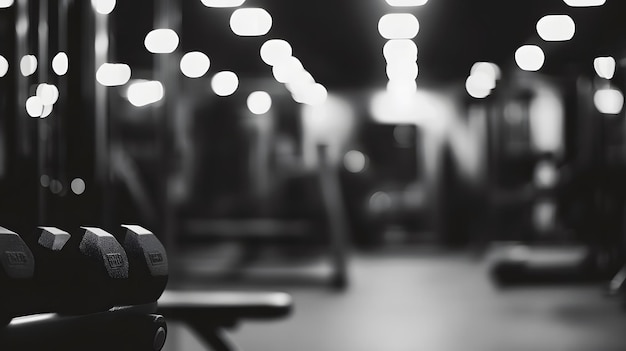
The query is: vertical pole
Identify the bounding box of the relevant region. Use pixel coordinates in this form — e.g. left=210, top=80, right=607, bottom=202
left=154, top=0, right=181, bottom=268
left=37, top=0, right=48, bottom=224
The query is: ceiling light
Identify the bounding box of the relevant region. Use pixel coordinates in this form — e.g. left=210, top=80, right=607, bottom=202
left=230, top=8, right=272, bottom=36
left=536, top=15, right=575, bottom=41
left=211, top=71, right=239, bottom=96
left=465, top=76, right=491, bottom=99
left=247, top=91, right=272, bottom=114
left=378, top=14, right=419, bottom=39
left=127, top=80, right=164, bottom=107
left=20, top=55, right=37, bottom=77
left=91, top=0, right=116, bottom=14
left=344, top=150, right=368, bottom=173
left=386, top=61, right=418, bottom=81
left=179, top=51, right=210, bottom=78
left=36, top=84, right=59, bottom=105
left=52, top=52, right=69, bottom=76
left=272, top=56, right=304, bottom=83
left=40, top=104, right=53, bottom=118
left=594, top=56, right=616, bottom=79
left=383, top=40, right=418, bottom=62
left=385, top=0, right=428, bottom=6
left=515, top=45, right=545, bottom=71
left=563, top=0, right=605, bottom=7
left=200, top=0, right=245, bottom=7
left=594, top=88, right=624, bottom=114
left=300, top=83, right=328, bottom=106
left=96, top=63, right=131, bottom=86
left=26, top=96, right=44, bottom=117
left=0, top=55, right=8, bottom=77
left=470, top=62, right=500, bottom=81
left=260, top=39, right=292, bottom=66
left=144, top=29, right=179, bottom=54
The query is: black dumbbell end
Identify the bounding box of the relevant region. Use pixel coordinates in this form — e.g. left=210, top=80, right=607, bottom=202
left=37, top=227, right=71, bottom=251
left=79, top=227, right=129, bottom=279
left=121, top=224, right=168, bottom=278
left=0, top=226, right=35, bottom=280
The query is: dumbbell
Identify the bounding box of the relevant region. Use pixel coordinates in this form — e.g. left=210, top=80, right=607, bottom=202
left=34, top=225, right=168, bottom=309
left=1, top=225, right=168, bottom=320
left=0, top=226, right=36, bottom=325
left=116, top=224, right=169, bottom=306
left=30, top=226, right=130, bottom=315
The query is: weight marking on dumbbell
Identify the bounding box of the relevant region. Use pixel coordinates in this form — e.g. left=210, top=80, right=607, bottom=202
left=106, top=253, right=125, bottom=268
left=5, top=251, right=29, bottom=266
left=148, top=252, right=165, bottom=266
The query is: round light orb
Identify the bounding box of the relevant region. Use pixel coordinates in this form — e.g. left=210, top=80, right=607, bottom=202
left=71, top=178, right=86, bottom=195
left=211, top=71, right=239, bottom=96
left=52, top=52, right=69, bottom=76
left=260, top=39, right=292, bottom=66
left=247, top=91, right=272, bottom=114
left=515, top=45, right=545, bottom=71
left=26, top=96, right=44, bottom=117
left=536, top=15, right=575, bottom=41
left=144, top=29, right=179, bottom=54
left=594, top=88, right=624, bottom=115
left=0, top=55, right=8, bottom=77
left=91, top=0, right=116, bottom=14
left=20, top=55, right=37, bottom=77
left=179, top=51, right=210, bottom=78
left=230, top=8, right=272, bottom=36
left=378, top=13, right=419, bottom=39
left=96, top=63, right=131, bottom=86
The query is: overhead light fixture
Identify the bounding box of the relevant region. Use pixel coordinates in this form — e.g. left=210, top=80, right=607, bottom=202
left=385, top=0, right=428, bottom=6
left=36, top=84, right=59, bottom=106
left=179, top=51, right=210, bottom=78
left=594, top=56, right=616, bottom=79
left=20, top=55, right=38, bottom=77
left=562, top=0, right=605, bottom=7
left=515, top=45, right=545, bottom=71
left=470, top=62, right=500, bottom=81
left=298, top=83, right=328, bottom=106
left=96, top=63, right=131, bottom=86
left=144, top=29, right=179, bottom=54
left=230, top=8, right=272, bottom=36
left=91, top=0, right=116, bottom=15
left=536, top=15, right=575, bottom=41
left=25, top=96, right=44, bottom=118
left=127, top=80, right=164, bottom=107
left=344, top=150, right=368, bottom=173
left=260, top=39, right=292, bottom=66
left=272, top=56, right=304, bottom=83
left=594, top=88, right=624, bottom=114
left=0, top=0, right=14, bottom=8
left=200, top=0, right=245, bottom=8
left=465, top=75, right=491, bottom=99
left=386, top=61, right=418, bottom=81
left=378, top=14, right=419, bottom=39
left=0, top=55, right=8, bottom=77
left=247, top=91, right=272, bottom=114
left=383, top=40, right=418, bottom=63
left=211, top=71, right=239, bottom=96
left=52, top=52, right=69, bottom=76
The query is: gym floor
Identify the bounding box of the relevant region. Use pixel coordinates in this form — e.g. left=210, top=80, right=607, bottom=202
left=163, top=250, right=626, bottom=351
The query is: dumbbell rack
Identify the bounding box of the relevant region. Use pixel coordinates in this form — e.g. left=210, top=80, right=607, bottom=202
left=0, top=224, right=169, bottom=351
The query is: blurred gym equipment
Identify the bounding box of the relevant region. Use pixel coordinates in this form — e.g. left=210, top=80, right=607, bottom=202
left=158, top=290, right=292, bottom=351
